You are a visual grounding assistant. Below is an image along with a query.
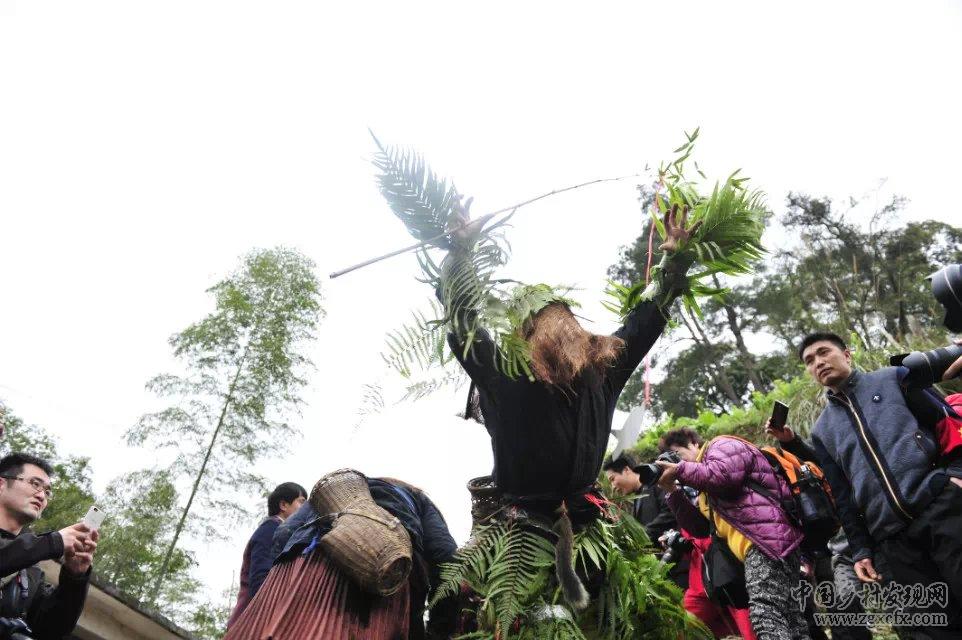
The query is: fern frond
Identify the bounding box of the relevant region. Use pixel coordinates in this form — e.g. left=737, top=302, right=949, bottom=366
left=433, top=523, right=508, bottom=605
left=400, top=369, right=469, bottom=402
left=630, top=131, right=769, bottom=318
left=602, top=280, right=648, bottom=321
left=372, top=132, right=459, bottom=247
left=382, top=300, right=447, bottom=377
left=572, top=518, right=711, bottom=640
left=374, top=136, right=580, bottom=388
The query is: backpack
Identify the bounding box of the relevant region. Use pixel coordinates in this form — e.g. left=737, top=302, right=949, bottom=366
left=701, top=501, right=750, bottom=609
left=727, top=436, right=840, bottom=552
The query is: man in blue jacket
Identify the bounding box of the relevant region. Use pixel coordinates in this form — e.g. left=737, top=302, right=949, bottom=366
left=226, top=482, right=306, bottom=627
left=801, top=332, right=962, bottom=639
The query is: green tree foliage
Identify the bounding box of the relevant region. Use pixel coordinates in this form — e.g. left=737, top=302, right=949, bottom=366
left=189, top=597, right=232, bottom=640
left=0, top=404, right=226, bottom=636
left=629, top=328, right=962, bottom=464
left=0, top=405, right=95, bottom=532
left=754, top=193, right=962, bottom=350
left=125, top=247, right=324, bottom=601
left=94, top=469, right=200, bottom=613
left=610, top=188, right=962, bottom=418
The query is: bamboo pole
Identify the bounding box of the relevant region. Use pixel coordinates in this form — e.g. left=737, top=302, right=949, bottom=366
left=329, top=174, right=639, bottom=279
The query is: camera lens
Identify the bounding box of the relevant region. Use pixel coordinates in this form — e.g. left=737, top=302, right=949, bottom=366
left=900, top=344, right=962, bottom=387
left=635, top=463, right=664, bottom=487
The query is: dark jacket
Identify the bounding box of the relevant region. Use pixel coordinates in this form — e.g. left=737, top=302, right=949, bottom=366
left=448, top=300, right=668, bottom=499
left=226, top=516, right=281, bottom=627
left=632, top=486, right=676, bottom=542
left=272, top=502, right=312, bottom=561
left=811, top=367, right=962, bottom=562
left=633, top=487, right=689, bottom=587
left=676, top=436, right=804, bottom=559
left=0, top=528, right=90, bottom=640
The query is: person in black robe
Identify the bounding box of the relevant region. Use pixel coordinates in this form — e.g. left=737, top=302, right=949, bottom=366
left=446, top=205, right=696, bottom=523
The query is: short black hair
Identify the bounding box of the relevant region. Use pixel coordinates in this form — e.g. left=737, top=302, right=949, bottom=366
left=602, top=453, right=639, bottom=473
left=798, top=332, right=847, bottom=361
left=0, top=453, right=54, bottom=480
left=658, top=427, right=703, bottom=453
left=268, top=482, right=307, bottom=516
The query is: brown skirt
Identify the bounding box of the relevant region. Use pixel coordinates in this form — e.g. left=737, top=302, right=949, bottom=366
left=224, top=549, right=411, bottom=640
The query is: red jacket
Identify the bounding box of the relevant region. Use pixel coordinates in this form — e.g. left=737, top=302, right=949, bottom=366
left=939, top=393, right=962, bottom=455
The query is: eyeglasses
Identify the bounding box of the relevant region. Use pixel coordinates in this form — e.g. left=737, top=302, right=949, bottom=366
left=1, top=476, right=53, bottom=500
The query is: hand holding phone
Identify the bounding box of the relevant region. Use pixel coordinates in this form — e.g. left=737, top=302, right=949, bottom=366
left=766, top=401, right=794, bottom=443
left=770, top=401, right=789, bottom=430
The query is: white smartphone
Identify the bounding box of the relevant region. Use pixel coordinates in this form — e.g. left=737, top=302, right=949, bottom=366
left=82, top=505, right=105, bottom=531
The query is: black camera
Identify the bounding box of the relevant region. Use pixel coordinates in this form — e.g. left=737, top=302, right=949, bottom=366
left=633, top=450, right=681, bottom=487
left=930, top=264, right=962, bottom=332
left=659, top=528, right=693, bottom=565
left=890, top=344, right=962, bottom=388
left=0, top=618, right=32, bottom=640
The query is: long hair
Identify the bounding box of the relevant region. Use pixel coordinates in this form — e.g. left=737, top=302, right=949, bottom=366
left=523, top=303, right=625, bottom=387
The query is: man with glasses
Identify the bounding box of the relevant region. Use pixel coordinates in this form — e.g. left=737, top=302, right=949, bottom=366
left=0, top=453, right=98, bottom=639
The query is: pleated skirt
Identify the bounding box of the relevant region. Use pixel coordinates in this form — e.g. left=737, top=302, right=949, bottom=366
left=224, top=549, right=411, bottom=640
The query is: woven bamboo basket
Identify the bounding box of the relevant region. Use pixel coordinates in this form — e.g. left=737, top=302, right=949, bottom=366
left=311, top=468, right=372, bottom=514
left=310, top=469, right=413, bottom=596
left=467, top=475, right=502, bottom=528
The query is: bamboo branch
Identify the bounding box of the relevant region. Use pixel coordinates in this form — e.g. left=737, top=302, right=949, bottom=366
left=329, top=173, right=639, bottom=279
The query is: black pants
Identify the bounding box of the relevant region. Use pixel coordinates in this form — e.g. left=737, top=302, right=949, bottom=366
left=878, top=481, right=962, bottom=640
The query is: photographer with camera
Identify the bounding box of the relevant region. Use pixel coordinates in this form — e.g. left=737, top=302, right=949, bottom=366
left=603, top=454, right=689, bottom=589
left=0, top=453, right=97, bottom=640
left=623, top=430, right=755, bottom=639
left=656, top=427, right=808, bottom=640
left=799, top=330, right=962, bottom=639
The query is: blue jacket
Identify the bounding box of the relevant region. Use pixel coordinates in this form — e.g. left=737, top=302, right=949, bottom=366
left=247, top=517, right=280, bottom=598
left=227, top=516, right=280, bottom=627
left=811, top=367, right=962, bottom=562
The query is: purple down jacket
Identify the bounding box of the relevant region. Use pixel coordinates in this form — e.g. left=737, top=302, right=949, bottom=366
left=676, top=436, right=803, bottom=560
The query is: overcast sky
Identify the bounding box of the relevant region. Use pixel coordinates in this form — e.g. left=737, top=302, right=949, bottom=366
left=2, top=1, right=961, bottom=605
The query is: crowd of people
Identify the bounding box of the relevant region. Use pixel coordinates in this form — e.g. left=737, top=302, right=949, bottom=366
left=218, top=209, right=962, bottom=640
left=213, top=335, right=962, bottom=640
left=2, top=210, right=960, bottom=640
left=606, top=332, right=962, bottom=640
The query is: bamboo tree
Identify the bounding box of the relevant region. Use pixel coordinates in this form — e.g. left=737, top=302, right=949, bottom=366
left=95, top=468, right=201, bottom=613
left=127, top=247, right=323, bottom=602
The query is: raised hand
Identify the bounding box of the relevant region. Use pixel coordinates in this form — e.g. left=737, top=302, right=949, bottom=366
left=659, top=203, right=702, bottom=253
left=448, top=195, right=484, bottom=246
